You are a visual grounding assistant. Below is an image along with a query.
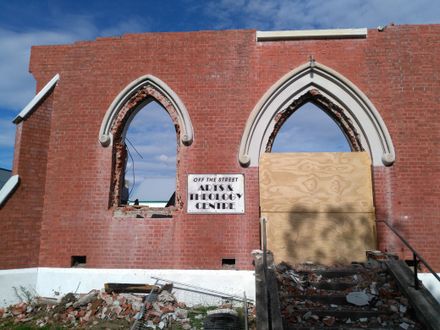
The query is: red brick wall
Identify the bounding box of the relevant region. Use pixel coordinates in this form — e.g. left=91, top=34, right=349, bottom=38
left=0, top=93, right=53, bottom=268
left=1, top=25, right=439, bottom=270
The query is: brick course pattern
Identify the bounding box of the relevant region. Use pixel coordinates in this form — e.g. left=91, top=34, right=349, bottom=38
left=0, top=25, right=439, bottom=270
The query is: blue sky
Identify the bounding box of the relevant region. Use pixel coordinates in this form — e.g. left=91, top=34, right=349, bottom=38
left=0, top=0, right=439, bottom=199
left=125, top=101, right=177, bottom=201
left=272, top=103, right=350, bottom=153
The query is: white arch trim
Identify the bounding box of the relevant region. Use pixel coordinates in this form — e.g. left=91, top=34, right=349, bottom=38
left=239, top=61, right=395, bottom=167
left=99, top=74, right=193, bottom=147
left=0, top=175, right=20, bottom=208
left=13, top=74, right=60, bottom=124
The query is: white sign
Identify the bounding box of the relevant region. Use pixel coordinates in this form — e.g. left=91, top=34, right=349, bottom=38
left=187, top=174, right=245, bottom=214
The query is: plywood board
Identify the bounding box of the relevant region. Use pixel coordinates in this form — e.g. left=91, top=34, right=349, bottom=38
left=259, top=152, right=374, bottom=213
left=263, top=212, right=377, bottom=265
left=259, top=152, right=376, bottom=265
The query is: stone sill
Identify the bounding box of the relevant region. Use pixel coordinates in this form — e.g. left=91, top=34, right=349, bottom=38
left=256, top=28, right=367, bottom=41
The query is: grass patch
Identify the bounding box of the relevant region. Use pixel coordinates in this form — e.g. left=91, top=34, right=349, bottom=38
left=0, top=321, right=63, bottom=330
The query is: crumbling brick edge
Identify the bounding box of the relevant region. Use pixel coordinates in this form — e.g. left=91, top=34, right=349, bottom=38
left=265, top=89, right=363, bottom=153
left=109, top=84, right=182, bottom=217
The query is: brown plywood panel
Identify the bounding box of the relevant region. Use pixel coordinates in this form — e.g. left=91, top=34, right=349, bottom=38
left=259, top=152, right=373, bottom=213
left=263, top=212, right=377, bottom=265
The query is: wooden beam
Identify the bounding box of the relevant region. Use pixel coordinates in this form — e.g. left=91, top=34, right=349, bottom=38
left=104, top=283, right=160, bottom=294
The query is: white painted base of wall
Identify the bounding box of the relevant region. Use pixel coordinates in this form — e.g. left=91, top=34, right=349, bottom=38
left=0, top=268, right=38, bottom=307
left=419, top=273, right=440, bottom=303
left=0, top=268, right=255, bottom=308
left=1, top=268, right=438, bottom=308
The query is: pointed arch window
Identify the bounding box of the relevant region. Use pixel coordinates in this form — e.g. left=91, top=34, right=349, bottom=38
left=99, top=75, right=193, bottom=214
left=239, top=61, right=395, bottom=167
left=121, top=100, right=177, bottom=207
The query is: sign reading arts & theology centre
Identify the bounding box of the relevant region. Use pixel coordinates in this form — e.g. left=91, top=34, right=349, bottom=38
left=187, top=174, right=245, bottom=214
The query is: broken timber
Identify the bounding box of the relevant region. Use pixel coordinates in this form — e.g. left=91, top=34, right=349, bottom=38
left=104, top=283, right=161, bottom=294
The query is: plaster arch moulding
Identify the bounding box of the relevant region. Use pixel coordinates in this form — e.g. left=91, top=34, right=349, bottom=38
left=239, top=61, right=395, bottom=167
left=99, top=74, right=193, bottom=147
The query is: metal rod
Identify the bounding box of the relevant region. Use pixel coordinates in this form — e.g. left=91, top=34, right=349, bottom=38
left=261, top=216, right=272, bottom=330
left=261, top=217, right=268, bottom=278
left=150, top=276, right=254, bottom=303
left=413, top=253, right=419, bottom=290
left=130, top=279, right=159, bottom=330
left=171, top=285, right=245, bottom=302
left=147, top=279, right=159, bottom=302
left=377, top=220, right=440, bottom=283
left=244, top=291, right=249, bottom=330
left=126, top=137, right=144, bottom=159
left=173, top=285, right=251, bottom=302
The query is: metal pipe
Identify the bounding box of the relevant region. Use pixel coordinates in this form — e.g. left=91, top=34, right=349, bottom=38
left=413, top=253, right=419, bottom=290
left=130, top=279, right=159, bottom=330
left=150, top=276, right=254, bottom=303
left=171, top=285, right=246, bottom=302
left=377, top=220, right=440, bottom=283
left=261, top=216, right=272, bottom=330
left=244, top=291, right=249, bottom=330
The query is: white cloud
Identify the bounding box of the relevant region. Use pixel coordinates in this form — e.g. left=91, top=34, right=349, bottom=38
left=271, top=103, right=350, bottom=152
left=128, top=144, right=171, bottom=155
left=158, top=154, right=168, bottom=162
left=0, top=116, right=16, bottom=168
left=129, top=103, right=175, bottom=130
left=130, top=176, right=175, bottom=201
left=0, top=15, right=150, bottom=111
left=157, top=154, right=176, bottom=166
left=124, top=101, right=177, bottom=189
left=204, top=0, right=440, bottom=30
left=128, top=130, right=176, bottom=147
left=0, top=118, right=16, bottom=148
left=2, top=1, right=438, bottom=172
left=0, top=28, right=75, bottom=110
left=0, top=15, right=152, bottom=169
left=101, top=17, right=149, bottom=37
left=126, top=159, right=175, bottom=174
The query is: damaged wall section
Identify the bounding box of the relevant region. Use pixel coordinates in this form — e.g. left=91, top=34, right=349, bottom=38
left=0, top=26, right=439, bottom=271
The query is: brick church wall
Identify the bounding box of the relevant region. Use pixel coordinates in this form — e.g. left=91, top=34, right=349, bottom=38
left=0, top=25, right=439, bottom=270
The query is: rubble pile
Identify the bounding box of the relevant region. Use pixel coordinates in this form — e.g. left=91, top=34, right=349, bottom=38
left=1, top=290, right=137, bottom=328
left=276, top=261, right=423, bottom=329
left=0, top=286, right=253, bottom=329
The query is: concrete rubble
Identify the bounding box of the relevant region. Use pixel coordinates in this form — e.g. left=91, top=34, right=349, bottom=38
left=275, top=259, right=424, bottom=329
left=0, top=285, right=255, bottom=329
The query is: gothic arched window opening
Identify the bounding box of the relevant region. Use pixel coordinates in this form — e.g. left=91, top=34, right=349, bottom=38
left=121, top=100, right=177, bottom=207
left=271, top=102, right=351, bottom=153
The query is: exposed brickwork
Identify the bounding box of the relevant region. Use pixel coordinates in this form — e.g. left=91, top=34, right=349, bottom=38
left=0, top=92, right=54, bottom=268
left=0, top=25, right=439, bottom=270
left=110, top=84, right=181, bottom=208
